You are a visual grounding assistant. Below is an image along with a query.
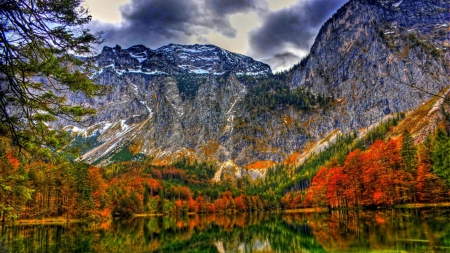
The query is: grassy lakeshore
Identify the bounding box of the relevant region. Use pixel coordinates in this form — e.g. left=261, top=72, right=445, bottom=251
left=394, top=202, right=450, bottom=209
left=3, top=217, right=82, bottom=225
left=133, top=213, right=166, bottom=217
left=283, top=207, right=328, bottom=213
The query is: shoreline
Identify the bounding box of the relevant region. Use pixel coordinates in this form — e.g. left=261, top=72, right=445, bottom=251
left=4, top=203, right=450, bottom=225
left=393, top=202, right=450, bottom=209
left=133, top=213, right=165, bottom=217
left=282, top=207, right=328, bottom=213
left=2, top=217, right=82, bottom=226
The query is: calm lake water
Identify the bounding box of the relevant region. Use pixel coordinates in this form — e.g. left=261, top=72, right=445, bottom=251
left=2, top=209, right=450, bottom=252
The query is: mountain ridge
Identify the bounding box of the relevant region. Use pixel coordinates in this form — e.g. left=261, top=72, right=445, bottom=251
left=93, top=43, right=272, bottom=76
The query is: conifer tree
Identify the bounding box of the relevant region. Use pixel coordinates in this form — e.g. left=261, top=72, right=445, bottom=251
left=0, top=0, right=103, bottom=153
left=143, top=182, right=149, bottom=207
left=432, top=129, right=450, bottom=185
left=157, top=188, right=165, bottom=214
left=401, top=130, right=418, bottom=171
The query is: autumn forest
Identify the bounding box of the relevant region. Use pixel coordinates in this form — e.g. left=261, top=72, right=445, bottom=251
left=1, top=104, right=450, bottom=223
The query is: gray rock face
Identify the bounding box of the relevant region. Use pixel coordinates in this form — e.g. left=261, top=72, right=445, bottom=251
left=291, top=0, right=449, bottom=132
left=65, top=0, right=449, bottom=169
left=73, top=69, right=311, bottom=167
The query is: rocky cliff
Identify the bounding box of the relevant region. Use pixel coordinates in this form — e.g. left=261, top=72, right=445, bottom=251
left=292, top=0, right=449, bottom=132
left=65, top=0, right=449, bottom=179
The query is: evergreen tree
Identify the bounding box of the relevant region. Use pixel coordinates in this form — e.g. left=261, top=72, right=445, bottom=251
left=401, top=130, right=418, bottom=171
left=143, top=183, right=149, bottom=207
left=432, top=129, right=450, bottom=185
left=157, top=188, right=165, bottom=214
left=0, top=0, right=103, bottom=152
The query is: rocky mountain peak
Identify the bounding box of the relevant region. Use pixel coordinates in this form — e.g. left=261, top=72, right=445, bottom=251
left=94, top=43, right=272, bottom=76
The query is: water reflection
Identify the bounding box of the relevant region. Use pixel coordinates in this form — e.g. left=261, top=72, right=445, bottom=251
left=2, top=209, right=450, bottom=252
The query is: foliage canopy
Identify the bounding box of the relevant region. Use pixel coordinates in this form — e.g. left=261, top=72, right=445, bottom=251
left=0, top=0, right=103, bottom=153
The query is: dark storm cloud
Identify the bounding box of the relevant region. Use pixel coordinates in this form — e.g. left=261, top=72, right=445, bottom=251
left=249, top=0, right=348, bottom=67
left=90, top=0, right=268, bottom=49
left=207, top=0, right=268, bottom=15
left=262, top=52, right=301, bottom=72
left=90, top=0, right=203, bottom=48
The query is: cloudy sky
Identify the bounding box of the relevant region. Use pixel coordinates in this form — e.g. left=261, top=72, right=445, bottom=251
left=84, top=0, right=348, bottom=72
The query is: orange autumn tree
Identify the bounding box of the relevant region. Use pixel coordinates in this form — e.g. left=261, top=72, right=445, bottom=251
left=342, top=150, right=365, bottom=206
left=234, top=194, right=247, bottom=212
left=303, top=166, right=332, bottom=207
left=88, top=167, right=110, bottom=217
left=107, top=169, right=162, bottom=216
left=326, top=167, right=350, bottom=208
left=303, top=139, right=416, bottom=208
left=362, top=139, right=414, bottom=206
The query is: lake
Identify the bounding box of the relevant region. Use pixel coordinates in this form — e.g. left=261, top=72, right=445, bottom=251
left=2, top=208, right=450, bottom=252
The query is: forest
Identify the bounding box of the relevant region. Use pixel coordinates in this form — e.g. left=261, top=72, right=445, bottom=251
left=1, top=103, right=450, bottom=222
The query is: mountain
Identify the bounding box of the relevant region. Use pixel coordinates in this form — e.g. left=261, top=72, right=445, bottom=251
left=64, top=0, right=449, bottom=180
left=291, top=0, right=449, bottom=132
left=94, top=44, right=272, bottom=76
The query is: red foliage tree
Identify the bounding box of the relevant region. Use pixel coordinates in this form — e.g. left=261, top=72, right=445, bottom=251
left=187, top=197, right=198, bottom=212
left=234, top=195, right=247, bottom=212
left=326, top=167, right=350, bottom=208
left=303, top=166, right=332, bottom=207
left=302, top=139, right=416, bottom=208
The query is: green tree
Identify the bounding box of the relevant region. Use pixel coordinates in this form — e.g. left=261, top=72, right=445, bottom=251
left=401, top=130, right=418, bottom=171
left=157, top=188, right=165, bottom=214
left=143, top=182, right=149, bottom=207
left=432, top=129, right=450, bottom=185
left=0, top=0, right=103, bottom=153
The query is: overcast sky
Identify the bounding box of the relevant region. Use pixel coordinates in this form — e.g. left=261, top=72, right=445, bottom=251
left=84, top=0, right=348, bottom=72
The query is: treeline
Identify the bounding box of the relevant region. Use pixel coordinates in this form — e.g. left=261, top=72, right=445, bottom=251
left=0, top=143, right=102, bottom=221
left=1, top=108, right=449, bottom=222
left=243, top=78, right=333, bottom=113
left=0, top=144, right=275, bottom=222
left=174, top=74, right=207, bottom=100
left=282, top=128, right=450, bottom=209
left=101, top=160, right=275, bottom=217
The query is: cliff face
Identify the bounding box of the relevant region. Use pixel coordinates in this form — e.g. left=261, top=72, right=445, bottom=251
left=292, top=0, right=449, bottom=132
left=65, top=0, right=449, bottom=178
left=67, top=44, right=311, bottom=171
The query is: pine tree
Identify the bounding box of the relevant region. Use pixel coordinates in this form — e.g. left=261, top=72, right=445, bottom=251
left=432, top=129, right=450, bottom=185
left=0, top=0, right=103, bottom=153
left=157, top=188, right=165, bottom=214
left=401, top=130, right=418, bottom=171
left=143, top=183, right=149, bottom=207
